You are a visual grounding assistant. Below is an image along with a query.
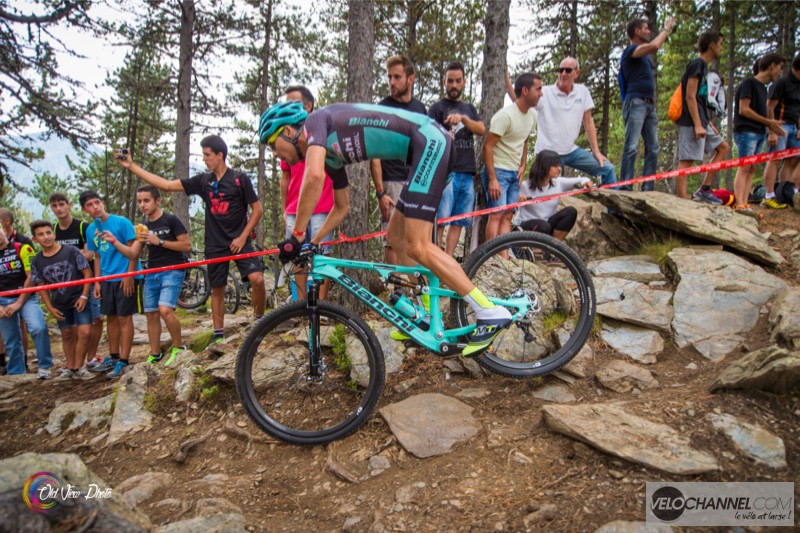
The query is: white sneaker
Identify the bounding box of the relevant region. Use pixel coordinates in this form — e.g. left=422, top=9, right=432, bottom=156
left=57, top=367, right=72, bottom=375
left=86, top=357, right=104, bottom=369
left=37, top=368, right=52, bottom=380
left=55, top=369, right=75, bottom=381
left=73, top=367, right=96, bottom=380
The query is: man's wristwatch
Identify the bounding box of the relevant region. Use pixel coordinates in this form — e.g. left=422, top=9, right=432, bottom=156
left=376, top=190, right=386, bottom=199
left=158, top=239, right=164, bottom=246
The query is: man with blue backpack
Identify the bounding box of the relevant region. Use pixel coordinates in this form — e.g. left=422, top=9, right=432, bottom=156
left=619, top=16, right=675, bottom=191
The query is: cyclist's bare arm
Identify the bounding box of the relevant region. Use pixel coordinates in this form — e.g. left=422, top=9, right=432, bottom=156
left=116, top=153, right=184, bottom=192
left=292, top=146, right=328, bottom=237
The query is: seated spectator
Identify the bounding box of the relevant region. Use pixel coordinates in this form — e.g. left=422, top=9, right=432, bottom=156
left=29, top=220, right=94, bottom=380
left=0, top=227, right=53, bottom=378
left=516, top=150, right=591, bottom=241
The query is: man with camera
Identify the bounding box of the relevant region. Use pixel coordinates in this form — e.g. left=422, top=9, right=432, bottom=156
left=116, top=136, right=266, bottom=348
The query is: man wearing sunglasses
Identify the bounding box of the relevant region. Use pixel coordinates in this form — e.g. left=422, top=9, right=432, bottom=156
left=117, top=135, right=266, bottom=347
left=533, top=58, right=618, bottom=188
left=260, top=101, right=514, bottom=357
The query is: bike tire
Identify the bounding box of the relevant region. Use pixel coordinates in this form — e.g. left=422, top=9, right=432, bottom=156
left=236, top=301, right=385, bottom=445
left=178, top=266, right=210, bottom=309
left=450, top=231, right=595, bottom=378
left=225, top=271, right=241, bottom=314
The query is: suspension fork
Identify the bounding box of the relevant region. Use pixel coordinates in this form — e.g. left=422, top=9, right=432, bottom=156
left=307, top=280, right=323, bottom=377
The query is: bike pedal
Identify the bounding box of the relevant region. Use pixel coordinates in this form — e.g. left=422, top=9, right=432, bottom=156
left=439, top=342, right=467, bottom=355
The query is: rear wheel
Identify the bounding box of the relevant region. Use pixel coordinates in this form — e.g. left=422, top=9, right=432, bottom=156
left=225, top=271, right=241, bottom=314
left=177, top=266, right=210, bottom=309
left=451, top=231, right=595, bottom=378
left=236, top=301, right=385, bottom=445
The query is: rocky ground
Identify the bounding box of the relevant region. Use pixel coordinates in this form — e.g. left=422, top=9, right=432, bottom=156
left=1, top=191, right=799, bottom=533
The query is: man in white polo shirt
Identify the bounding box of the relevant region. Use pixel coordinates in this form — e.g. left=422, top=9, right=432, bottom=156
left=482, top=72, right=541, bottom=244
left=535, top=57, right=618, bottom=187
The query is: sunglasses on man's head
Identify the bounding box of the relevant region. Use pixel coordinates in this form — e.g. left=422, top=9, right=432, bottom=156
left=558, top=67, right=575, bottom=74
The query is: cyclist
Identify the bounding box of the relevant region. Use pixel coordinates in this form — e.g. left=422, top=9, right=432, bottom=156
left=260, top=101, right=512, bottom=356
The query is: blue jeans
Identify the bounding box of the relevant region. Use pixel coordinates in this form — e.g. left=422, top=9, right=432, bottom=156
left=621, top=97, right=660, bottom=191
left=560, top=148, right=617, bottom=187
left=768, top=123, right=800, bottom=151
left=734, top=131, right=766, bottom=157
left=285, top=213, right=333, bottom=253
left=143, top=270, right=186, bottom=312
left=0, top=295, right=53, bottom=375
left=438, top=172, right=475, bottom=227
left=481, top=167, right=520, bottom=208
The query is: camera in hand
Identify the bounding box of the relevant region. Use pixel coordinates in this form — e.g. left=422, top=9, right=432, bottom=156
left=116, top=148, right=129, bottom=160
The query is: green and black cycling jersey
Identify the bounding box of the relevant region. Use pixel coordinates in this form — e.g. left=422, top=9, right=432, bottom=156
left=304, top=103, right=454, bottom=222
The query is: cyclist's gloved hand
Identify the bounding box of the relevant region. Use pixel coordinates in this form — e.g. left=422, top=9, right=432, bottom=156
left=277, top=235, right=301, bottom=263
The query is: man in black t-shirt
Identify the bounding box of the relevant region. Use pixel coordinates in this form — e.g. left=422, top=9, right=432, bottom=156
left=675, top=30, right=729, bottom=202
left=732, top=54, right=786, bottom=210
left=118, top=136, right=266, bottom=345
left=49, top=192, right=105, bottom=368
left=131, top=186, right=192, bottom=365
left=371, top=55, right=427, bottom=265
left=763, top=53, right=800, bottom=206
left=428, top=61, right=485, bottom=257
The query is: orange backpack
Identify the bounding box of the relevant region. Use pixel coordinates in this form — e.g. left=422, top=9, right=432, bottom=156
left=667, top=84, right=683, bottom=123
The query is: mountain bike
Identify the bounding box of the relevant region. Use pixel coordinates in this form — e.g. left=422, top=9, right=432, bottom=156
left=177, top=250, right=241, bottom=314
left=235, top=231, right=595, bottom=445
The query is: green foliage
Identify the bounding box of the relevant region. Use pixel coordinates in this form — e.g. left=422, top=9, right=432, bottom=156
left=143, top=371, right=179, bottom=415
left=542, top=310, right=568, bottom=337
left=330, top=323, right=352, bottom=373
left=191, top=367, right=222, bottom=405
left=191, top=330, right=215, bottom=353
left=636, top=235, right=685, bottom=267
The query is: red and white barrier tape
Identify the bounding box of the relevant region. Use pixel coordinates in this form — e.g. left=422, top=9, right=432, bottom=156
left=1, top=146, right=797, bottom=298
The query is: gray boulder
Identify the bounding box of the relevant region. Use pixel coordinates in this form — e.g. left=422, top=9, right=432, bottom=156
left=594, top=521, right=673, bottom=533
left=115, top=471, right=173, bottom=507
left=707, top=413, right=787, bottom=469
left=46, top=394, right=113, bottom=436
left=108, top=363, right=159, bottom=444
left=769, top=288, right=800, bottom=349
left=0, top=452, right=151, bottom=532
left=595, top=360, right=659, bottom=392
left=593, top=277, right=646, bottom=305
left=709, top=346, right=800, bottom=394
left=589, top=190, right=783, bottom=266
left=668, top=248, right=786, bottom=361
left=154, top=513, right=246, bottom=533
left=601, top=322, right=663, bottom=364
left=588, top=255, right=665, bottom=283
left=597, top=286, right=673, bottom=333
left=380, top=393, right=480, bottom=458
left=543, top=403, right=719, bottom=475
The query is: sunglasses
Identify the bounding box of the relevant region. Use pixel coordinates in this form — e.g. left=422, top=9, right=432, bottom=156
left=267, top=125, right=305, bottom=162
left=558, top=67, right=575, bottom=74
left=211, top=178, right=220, bottom=198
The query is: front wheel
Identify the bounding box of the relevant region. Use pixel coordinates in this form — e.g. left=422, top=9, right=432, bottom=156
left=451, top=231, right=595, bottom=378
left=236, top=301, right=385, bottom=445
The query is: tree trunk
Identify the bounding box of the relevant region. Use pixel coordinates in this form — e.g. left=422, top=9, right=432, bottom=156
left=340, top=0, right=374, bottom=306
left=568, top=0, right=578, bottom=58
left=600, top=23, right=611, bottom=155
left=172, top=0, right=194, bottom=230
left=724, top=2, right=735, bottom=190
left=469, top=0, right=510, bottom=250
left=255, top=0, right=274, bottom=249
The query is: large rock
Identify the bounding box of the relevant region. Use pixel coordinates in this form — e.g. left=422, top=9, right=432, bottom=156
left=706, top=413, right=787, bottom=469
left=46, top=394, right=113, bottom=436
left=597, top=286, right=673, bottom=333
left=542, top=403, right=719, bottom=475
left=380, top=393, right=480, bottom=458
left=154, top=513, right=246, bottom=533
left=563, top=197, right=625, bottom=261
left=593, top=277, right=646, bottom=306
left=595, top=360, right=659, bottom=392
left=116, top=472, right=173, bottom=507
left=0, top=453, right=152, bottom=532
left=769, top=288, right=800, bottom=349
left=709, top=346, right=800, bottom=394
left=668, top=248, right=787, bottom=361
left=600, top=324, right=663, bottom=364
left=588, top=255, right=665, bottom=283
left=589, top=190, right=783, bottom=266
left=594, top=521, right=673, bottom=533
left=108, top=363, right=159, bottom=444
